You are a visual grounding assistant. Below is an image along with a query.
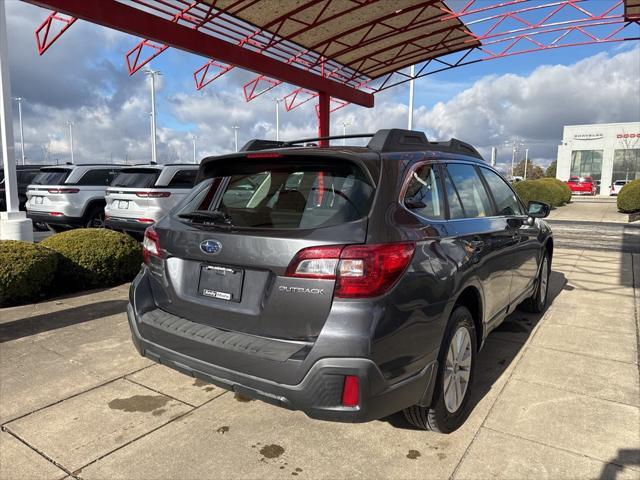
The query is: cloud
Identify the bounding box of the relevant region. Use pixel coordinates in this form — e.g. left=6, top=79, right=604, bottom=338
left=413, top=47, right=640, bottom=166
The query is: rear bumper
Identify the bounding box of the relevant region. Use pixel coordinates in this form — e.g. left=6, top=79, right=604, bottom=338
left=126, top=272, right=437, bottom=423
left=26, top=211, right=84, bottom=226
left=105, top=216, right=152, bottom=233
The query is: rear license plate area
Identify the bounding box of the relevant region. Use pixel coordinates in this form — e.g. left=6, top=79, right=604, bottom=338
left=118, top=200, right=129, bottom=209
left=35, top=196, right=43, bottom=204
left=198, top=264, right=243, bottom=302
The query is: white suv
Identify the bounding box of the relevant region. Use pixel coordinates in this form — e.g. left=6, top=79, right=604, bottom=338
left=104, top=164, right=199, bottom=236
left=610, top=180, right=629, bottom=196
left=26, top=165, right=122, bottom=232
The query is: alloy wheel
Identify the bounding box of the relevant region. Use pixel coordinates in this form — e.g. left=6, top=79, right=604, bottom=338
left=443, top=326, right=472, bottom=413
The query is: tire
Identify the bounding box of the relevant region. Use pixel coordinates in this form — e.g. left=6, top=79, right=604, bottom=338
left=48, top=225, right=68, bottom=233
left=520, top=251, right=550, bottom=313
left=403, top=306, right=477, bottom=433
left=84, top=206, right=105, bottom=228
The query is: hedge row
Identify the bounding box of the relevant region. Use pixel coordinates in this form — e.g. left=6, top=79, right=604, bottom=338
left=0, top=229, right=142, bottom=307
left=514, top=178, right=572, bottom=208
left=617, top=179, right=640, bottom=213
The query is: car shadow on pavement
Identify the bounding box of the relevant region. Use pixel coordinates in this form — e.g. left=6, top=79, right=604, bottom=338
left=600, top=449, right=640, bottom=480
left=383, top=270, right=567, bottom=430
left=0, top=299, right=128, bottom=343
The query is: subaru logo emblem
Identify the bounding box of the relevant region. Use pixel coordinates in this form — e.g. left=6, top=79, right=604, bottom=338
left=200, top=239, right=222, bottom=255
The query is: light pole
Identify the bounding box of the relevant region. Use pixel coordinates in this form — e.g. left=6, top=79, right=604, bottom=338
left=145, top=67, right=161, bottom=164
left=274, top=98, right=282, bottom=141
left=524, top=148, right=530, bottom=180
left=504, top=139, right=524, bottom=179
left=232, top=125, right=239, bottom=152
left=13, top=97, right=25, bottom=165
left=341, top=121, right=351, bottom=146
left=191, top=134, right=197, bottom=163
left=67, top=120, right=74, bottom=164
left=408, top=64, right=415, bottom=130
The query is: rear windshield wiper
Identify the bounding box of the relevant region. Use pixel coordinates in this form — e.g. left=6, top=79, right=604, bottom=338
left=177, top=210, right=234, bottom=227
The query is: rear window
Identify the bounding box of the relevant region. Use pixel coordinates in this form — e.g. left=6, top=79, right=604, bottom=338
left=177, top=159, right=374, bottom=229
left=31, top=168, right=71, bottom=186
left=111, top=169, right=161, bottom=188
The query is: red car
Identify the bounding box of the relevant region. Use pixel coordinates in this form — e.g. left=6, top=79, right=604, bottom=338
left=566, top=176, right=597, bottom=195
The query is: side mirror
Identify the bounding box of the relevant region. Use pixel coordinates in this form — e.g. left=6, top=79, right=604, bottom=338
left=527, top=200, right=550, bottom=219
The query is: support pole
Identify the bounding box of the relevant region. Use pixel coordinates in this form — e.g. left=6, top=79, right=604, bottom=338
left=232, top=125, right=239, bottom=152
left=490, top=147, right=497, bottom=167
left=318, top=92, right=330, bottom=147
left=0, top=1, right=33, bottom=240
left=275, top=98, right=280, bottom=141
left=408, top=64, right=415, bottom=130
left=524, top=148, right=529, bottom=180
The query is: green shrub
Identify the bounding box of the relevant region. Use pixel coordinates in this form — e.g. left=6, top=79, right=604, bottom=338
left=0, top=240, right=59, bottom=306
left=536, top=178, right=572, bottom=205
left=42, top=228, right=142, bottom=290
left=617, top=179, right=640, bottom=213
left=514, top=179, right=566, bottom=208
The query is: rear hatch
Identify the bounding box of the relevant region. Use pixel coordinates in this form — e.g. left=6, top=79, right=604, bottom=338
left=144, top=152, right=378, bottom=341
left=26, top=167, right=73, bottom=211
left=106, top=167, right=162, bottom=222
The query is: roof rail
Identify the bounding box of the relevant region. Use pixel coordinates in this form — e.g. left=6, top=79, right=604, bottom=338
left=239, top=129, right=483, bottom=159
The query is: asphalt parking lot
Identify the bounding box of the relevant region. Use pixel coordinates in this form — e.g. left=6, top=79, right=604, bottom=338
left=1, top=201, right=639, bottom=480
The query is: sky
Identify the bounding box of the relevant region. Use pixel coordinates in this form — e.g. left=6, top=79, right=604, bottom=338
left=3, top=0, right=640, bottom=172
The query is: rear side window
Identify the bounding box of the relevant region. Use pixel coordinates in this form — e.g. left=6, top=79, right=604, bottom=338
left=31, top=169, right=71, bottom=185
left=17, top=170, right=40, bottom=184
left=167, top=169, right=198, bottom=188
left=403, top=163, right=444, bottom=219
left=445, top=163, right=493, bottom=218
left=480, top=167, right=524, bottom=216
left=76, top=169, right=120, bottom=186
left=111, top=169, right=160, bottom=188
left=177, top=159, right=374, bottom=230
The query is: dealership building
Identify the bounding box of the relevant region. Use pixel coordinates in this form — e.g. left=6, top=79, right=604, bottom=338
left=556, top=121, right=640, bottom=195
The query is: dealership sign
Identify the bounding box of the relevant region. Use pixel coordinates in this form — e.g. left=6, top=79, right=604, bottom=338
left=573, top=133, right=603, bottom=140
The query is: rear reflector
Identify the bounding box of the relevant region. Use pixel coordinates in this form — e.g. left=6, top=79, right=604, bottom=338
left=136, top=191, right=171, bottom=198
left=49, top=212, right=64, bottom=216
left=342, top=376, right=359, bottom=407
left=47, top=188, right=79, bottom=194
left=285, top=242, right=415, bottom=298
left=137, top=218, right=155, bottom=224
left=142, top=226, right=161, bottom=264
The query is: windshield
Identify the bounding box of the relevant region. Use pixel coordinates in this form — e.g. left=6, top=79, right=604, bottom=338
left=31, top=168, right=71, bottom=185
left=111, top=168, right=161, bottom=188
left=176, top=159, right=374, bottom=230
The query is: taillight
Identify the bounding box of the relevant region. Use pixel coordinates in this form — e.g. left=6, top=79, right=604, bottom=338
left=142, top=227, right=161, bottom=264
left=285, top=242, right=415, bottom=298
left=342, top=376, right=359, bottom=407
left=136, top=191, right=171, bottom=198
left=137, top=218, right=155, bottom=224
left=47, top=188, right=79, bottom=194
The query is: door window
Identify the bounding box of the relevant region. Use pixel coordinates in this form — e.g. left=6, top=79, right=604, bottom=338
left=445, top=163, right=493, bottom=218
left=403, top=163, right=444, bottom=219
left=480, top=167, right=524, bottom=216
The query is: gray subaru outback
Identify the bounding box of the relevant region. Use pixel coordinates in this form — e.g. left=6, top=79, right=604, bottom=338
left=127, top=129, right=552, bottom=433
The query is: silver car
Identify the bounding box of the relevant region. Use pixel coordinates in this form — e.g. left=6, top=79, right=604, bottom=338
left=26, top=164, right=121, bottom=231
left=104, top=164, right=199, bottom=236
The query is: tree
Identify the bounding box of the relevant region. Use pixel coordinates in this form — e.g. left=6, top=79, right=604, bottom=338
left=513, top=159, right=545, bottom=179
left=545, top=161, right=557, bottom=178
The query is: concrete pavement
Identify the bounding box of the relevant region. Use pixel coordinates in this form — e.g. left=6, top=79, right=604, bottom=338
left=0, top=249, right=638, bottom=479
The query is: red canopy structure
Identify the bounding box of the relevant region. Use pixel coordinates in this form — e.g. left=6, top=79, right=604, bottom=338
left=27, top=0, right=640, bottom=138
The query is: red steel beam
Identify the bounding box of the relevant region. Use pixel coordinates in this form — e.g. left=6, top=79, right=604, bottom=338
left=23, top=0, right=374, bottom=108
left=35, top=10, right=76, bottom=55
